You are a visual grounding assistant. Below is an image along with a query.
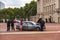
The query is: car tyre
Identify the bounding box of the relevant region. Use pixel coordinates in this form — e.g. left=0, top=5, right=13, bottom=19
left=36, top=28, right=40, bottom=31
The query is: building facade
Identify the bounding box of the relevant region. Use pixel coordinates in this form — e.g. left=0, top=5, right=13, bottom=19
left=31, top=0, right=60, bottom=23
left=0, top=2, right=5, bottom=9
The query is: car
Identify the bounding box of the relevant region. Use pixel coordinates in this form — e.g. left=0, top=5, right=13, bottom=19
left=15, top=20, right=20, bottom=22
left=16, top=21, right=41, bottom=31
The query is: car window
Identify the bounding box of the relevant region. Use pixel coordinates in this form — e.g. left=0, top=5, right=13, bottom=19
left=23, top=22, right=27, bottom=26
left=27, top=22, right=33, bottom=26
left=30, top=22, right=34, bottom=25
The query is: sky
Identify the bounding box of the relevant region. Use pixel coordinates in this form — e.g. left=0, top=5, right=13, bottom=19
left=0, top=0, right=36, bottom=8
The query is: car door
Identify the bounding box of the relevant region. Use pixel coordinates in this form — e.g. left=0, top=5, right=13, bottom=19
left=22, top=22, right=28, bottom=30
left=27, top=22, right=35, bottom=30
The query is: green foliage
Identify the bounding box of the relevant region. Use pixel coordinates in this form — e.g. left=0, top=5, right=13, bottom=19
left=24, top=0, right=37, bottom=20
left=0, top=0, right=37, bottom=20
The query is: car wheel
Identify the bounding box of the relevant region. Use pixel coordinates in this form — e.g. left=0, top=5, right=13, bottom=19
left=36, top=28, right=40, bottom=31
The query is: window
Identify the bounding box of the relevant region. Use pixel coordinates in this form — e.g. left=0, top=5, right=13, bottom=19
left=27, top=22, right=33, bottom=26
left=23, top=22, right=27, bottom=26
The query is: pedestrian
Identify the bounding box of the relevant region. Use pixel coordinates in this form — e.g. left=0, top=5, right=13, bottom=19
left=10, top=19, right=15, bottom=31
left=7, top=19, right=10, bottom=31
left=20, top=19, right=23, bottom=31
left=37, top=18, right=45, bottom=31
left=46, top=18, right=48, bottom=23
left=49, top=16, right=52, bottom=23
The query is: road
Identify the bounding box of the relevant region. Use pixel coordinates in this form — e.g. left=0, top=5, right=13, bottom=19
left=0, top=31, right=60, bottom=40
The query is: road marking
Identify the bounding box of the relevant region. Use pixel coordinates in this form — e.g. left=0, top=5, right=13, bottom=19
left=0, top=31, right=60, bottom=34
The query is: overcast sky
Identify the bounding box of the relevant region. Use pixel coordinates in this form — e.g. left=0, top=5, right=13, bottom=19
left=0, top=0, right=36, bottom=8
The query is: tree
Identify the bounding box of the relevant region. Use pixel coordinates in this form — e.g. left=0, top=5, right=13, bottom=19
left=13, top=8, right=20, bottom=19
left=0, top=0, right=37, bottom=20
left=29, top=0, right=37, bottom=16
left=24, top=0, right=37, bottom=20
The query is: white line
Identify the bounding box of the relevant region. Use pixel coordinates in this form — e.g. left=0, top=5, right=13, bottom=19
left=0, top=31, right=60, bottom=34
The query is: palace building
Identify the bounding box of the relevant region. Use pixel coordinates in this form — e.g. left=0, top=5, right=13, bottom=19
left=30, top=0, right=60, bottom=23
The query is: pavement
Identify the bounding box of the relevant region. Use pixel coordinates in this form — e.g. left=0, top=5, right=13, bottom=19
left=0, top=23, right=60, bottom=40
left=0, top=32, right=60, bottom=40
left=0, top=23, right=60, bottom=31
